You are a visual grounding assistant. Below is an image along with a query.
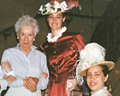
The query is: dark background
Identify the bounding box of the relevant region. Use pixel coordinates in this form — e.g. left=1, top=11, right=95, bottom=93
left=0, top=0, right=120, bottom=96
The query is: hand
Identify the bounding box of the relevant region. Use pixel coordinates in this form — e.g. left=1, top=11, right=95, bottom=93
left=3, top=75, right=16, bottom=85
left=40, top=72, right=48, bottom=79
left=23, top=77, right=39, bottom=92
left=66, top=78, right=77, bottom=92
left=1, top=61, right=12, bottom=72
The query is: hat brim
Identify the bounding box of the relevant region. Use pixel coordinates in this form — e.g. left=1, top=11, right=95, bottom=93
left=47, top=11, right=67, bottom=15
left=79, top=61, right=115, bottom=76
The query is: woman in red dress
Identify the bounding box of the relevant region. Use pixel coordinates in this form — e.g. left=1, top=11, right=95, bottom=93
left=39, top=1, right=89, bottom=96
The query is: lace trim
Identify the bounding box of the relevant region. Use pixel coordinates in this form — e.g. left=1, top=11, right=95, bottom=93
left=47, top=26, right=67, bottom=42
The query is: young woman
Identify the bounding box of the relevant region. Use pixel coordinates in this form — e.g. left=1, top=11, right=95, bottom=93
left=77, top=43, right=115, bottom=96
left=39, top=1, right=89, bottom=96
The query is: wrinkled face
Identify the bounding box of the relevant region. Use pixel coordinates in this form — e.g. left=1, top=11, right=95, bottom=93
left=87, top=65, right=108, bottom=93
left=47, top=13, right=66, bottom=31
left=17, top=25, right=35, bottom=49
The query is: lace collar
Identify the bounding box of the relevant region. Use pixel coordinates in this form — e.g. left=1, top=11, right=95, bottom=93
left=91, top=86, right=109, bottom=96
left=47, top=26, right=67, bottom=43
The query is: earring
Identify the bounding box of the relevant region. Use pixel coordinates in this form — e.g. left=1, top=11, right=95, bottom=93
left=33, top=39, right=35, bottom=41
left=17, top=37, right=19, bottom=39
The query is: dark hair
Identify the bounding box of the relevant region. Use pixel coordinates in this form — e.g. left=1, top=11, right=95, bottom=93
left=99, top=65, right=109, bottom=86
left=62, top=12, right=68, bottom=18
left=99, top=65, right=109, bottom=76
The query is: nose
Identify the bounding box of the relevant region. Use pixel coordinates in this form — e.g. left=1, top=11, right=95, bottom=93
left=53, top=17, right=56, bottom=22
left=90, top=75, right=95, bottom=80
left=24, top=35, right=28, bottom=41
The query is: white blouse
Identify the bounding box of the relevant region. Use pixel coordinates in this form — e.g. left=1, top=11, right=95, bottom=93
left=91, top=86, right=112, bottom=96
left=1, top=44, right=49, bottom=90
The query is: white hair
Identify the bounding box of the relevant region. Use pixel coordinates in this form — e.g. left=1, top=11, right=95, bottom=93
left=14, top=15, right=39, bottom=36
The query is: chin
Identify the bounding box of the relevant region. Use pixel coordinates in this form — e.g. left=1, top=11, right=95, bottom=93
left=90, top=86, right=98, bottom=92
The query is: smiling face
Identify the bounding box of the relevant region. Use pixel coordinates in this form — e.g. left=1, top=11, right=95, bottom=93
left=47, top=13, right=66, bottom=31
left=86, top=65, right=108, bottom=93
left=17, top=25, right=35, bottom=50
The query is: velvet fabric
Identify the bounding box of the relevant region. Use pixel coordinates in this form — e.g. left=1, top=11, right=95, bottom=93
left=40, top=32, right=85, bottom=96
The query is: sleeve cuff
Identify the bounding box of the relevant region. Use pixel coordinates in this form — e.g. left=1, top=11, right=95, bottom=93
left=6, top=71, right=15, bottom=76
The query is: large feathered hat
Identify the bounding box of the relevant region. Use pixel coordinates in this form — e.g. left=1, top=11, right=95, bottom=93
left=77, top=43, right=115, bottom=77
left=38, top=0, right=80, bottom=15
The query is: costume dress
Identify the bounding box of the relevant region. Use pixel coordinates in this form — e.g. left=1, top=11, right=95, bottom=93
left=1, top=44, right=49, bottom=96
left=40, top=27, right=86, bottom=96
left=91, top=86, right=112, bottom=96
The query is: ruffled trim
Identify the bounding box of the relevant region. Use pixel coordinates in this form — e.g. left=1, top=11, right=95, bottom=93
left=91, top=86, right=110, bottom=96
left=47, top=26, right=67, bottom=43
left=76, top=60, right=84, bottom=85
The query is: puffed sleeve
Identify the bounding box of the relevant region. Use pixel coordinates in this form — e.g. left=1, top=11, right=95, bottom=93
left=74, top=34, right=85, bottom=85
left=70, top=34, right=85, bottom=78
left=74, top=34, right=85, bottom=51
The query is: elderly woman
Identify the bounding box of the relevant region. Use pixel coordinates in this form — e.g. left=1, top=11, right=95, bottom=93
left=38, top=1, right=90, bottom=96
left=77, top=43, right=115, bottom=96
left=1, top=15, right=49, bottom=96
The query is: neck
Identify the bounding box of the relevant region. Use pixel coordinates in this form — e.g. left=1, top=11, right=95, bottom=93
left=19, top=45, right=31, bottom=56
left=51, top=28, right=62, bottom=38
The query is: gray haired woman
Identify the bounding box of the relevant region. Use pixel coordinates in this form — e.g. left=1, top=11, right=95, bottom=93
left=1, top=15, right=49, bottom=96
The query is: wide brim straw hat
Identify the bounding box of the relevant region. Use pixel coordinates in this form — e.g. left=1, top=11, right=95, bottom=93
left=77, top=42, right=115, bottom=77
left=79, top=61, right=115, bottom=76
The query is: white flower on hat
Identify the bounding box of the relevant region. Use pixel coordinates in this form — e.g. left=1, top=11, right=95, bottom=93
left=39, top=1, right=69, bottom=15
left=39, top=3, right=51, bottom=15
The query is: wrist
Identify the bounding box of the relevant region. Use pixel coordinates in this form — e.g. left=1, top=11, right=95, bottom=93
left=7, top=69, right=12, bottom=72
left=7, top=71, right=15, bottom=76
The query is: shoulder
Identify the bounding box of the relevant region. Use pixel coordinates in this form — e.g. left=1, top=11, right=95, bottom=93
left=104, top=92, right=112, bottom=96
left=3, top=47, right=16, bottom=54
left=34, top=49, right=46, bottom=58
left=63, top=32, right=83, bottom=39
left=63, top=32, right=80, bottom=36
left=102, top=90, right=112, bottom=96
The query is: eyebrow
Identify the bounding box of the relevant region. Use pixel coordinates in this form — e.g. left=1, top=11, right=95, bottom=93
left=87, top=71, right=101, bottom=74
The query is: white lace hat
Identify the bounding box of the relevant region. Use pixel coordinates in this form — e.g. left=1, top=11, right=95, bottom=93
left=77, top=43, right=115, bottom=76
